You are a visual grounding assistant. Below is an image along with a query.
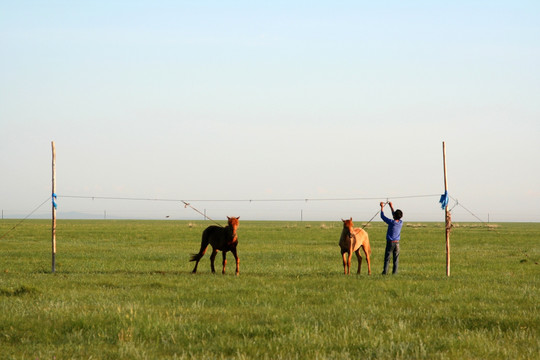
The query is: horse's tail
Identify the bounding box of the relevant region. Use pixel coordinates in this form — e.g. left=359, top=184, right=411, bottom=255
left=189, top=252, right=203, bottom=262
left=189, top=228, right=212, bottom=262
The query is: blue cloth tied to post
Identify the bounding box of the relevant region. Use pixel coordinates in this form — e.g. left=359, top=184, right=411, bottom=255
left=439, top=191, right=449, bottom=209
left=52, top=193, right=58, bottom=209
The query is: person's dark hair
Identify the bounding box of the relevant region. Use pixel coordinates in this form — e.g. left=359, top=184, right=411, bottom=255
left=393, top=209, right=403, bottom=220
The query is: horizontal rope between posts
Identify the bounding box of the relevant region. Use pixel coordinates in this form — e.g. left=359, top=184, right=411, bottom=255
left=57, top=194, right=441, bottom=203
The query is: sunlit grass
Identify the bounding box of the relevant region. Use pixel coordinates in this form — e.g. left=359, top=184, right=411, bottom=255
left=0, top=220, right=538, bottom=359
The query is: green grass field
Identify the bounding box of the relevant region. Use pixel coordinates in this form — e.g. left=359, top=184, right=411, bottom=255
left=1, top=220, right=538, bottom=359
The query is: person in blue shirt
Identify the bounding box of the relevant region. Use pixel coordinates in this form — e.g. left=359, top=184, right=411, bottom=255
left=380, top=201, right=403, bottom=275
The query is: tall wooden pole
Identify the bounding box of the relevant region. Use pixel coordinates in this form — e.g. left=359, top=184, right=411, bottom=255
left=442, top=141, right=450, bottom=277
left=51, top=141, right=57, bottom=273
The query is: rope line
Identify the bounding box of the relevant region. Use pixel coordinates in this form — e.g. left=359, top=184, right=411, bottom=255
left=181, top=201, right=223, bottom=227
left=446, top=196, right=516, bottom=246
left=0, top=196, right=51, bottom=240
left=449, top=196, right=486, bottom=223
left=58, top=193, right=440, bottom=203
left=54, top=193, right=487, bottom=224
left=360, top=201, right=389, bottom=229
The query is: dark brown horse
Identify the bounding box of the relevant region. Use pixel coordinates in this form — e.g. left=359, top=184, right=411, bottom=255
left=339, top=218, right=372, bottom=275
left=190, top=216, right=240, bottom=275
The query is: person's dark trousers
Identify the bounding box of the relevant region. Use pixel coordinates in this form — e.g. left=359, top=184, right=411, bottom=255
left=382, top=241, right=400, bottom=274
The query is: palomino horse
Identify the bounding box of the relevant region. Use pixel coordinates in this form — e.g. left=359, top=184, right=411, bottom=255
left=339, top=218, right=372, bottom=275
left=190, top=216, right=240, bottom=275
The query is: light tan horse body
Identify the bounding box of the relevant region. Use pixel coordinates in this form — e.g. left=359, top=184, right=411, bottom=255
left=339, top=218, right=372, bottom=275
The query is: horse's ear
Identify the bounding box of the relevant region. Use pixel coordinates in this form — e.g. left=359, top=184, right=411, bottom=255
left=341, top=218, right=345, bottom=222
left=236, top=216, right=240, bottom=220
left=350, top=217, right=352, bottom=221
left=227, top=216, right=231, bottom=220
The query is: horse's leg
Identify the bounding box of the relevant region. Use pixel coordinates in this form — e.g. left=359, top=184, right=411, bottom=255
left=363, top=245, right=372, bottom=275
left=222, top=252, right=227, bottom=275
left=192, top=259, right=200, bottom=274
left=347, top=248, right=353, bottom=275
left=209, top=249, right=218, bottom=274
left=355, top=250, right=362, bottom=274
left=341, top=251, right=348, bottom=274
left=190, top=231, right=211, bottom=274
left=231, top=247, right=239, bottom=276
left=191, top=251, right=204, bottom=274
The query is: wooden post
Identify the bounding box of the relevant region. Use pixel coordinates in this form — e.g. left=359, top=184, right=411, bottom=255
left=51, top=141, right=57, bottom=273
left=442, top=141, right=450, bottom=277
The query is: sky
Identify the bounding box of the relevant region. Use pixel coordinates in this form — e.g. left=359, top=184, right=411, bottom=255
left=1, top=1, right=539, bottom=222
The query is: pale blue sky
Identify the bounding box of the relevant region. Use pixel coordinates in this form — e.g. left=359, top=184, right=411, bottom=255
left=1, top=1, right=539, bottom=221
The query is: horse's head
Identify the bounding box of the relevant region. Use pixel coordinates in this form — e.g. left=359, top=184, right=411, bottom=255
left=342, top=217, right=354, bottom=234
left=227, top=216, right=240, bottom=234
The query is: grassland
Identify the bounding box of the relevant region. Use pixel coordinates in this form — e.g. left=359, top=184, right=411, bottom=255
left=0, top=219, right=538, bottom=359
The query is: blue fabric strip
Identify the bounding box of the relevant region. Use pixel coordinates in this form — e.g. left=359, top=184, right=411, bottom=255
left=439, top=191, right=448, bottom=209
